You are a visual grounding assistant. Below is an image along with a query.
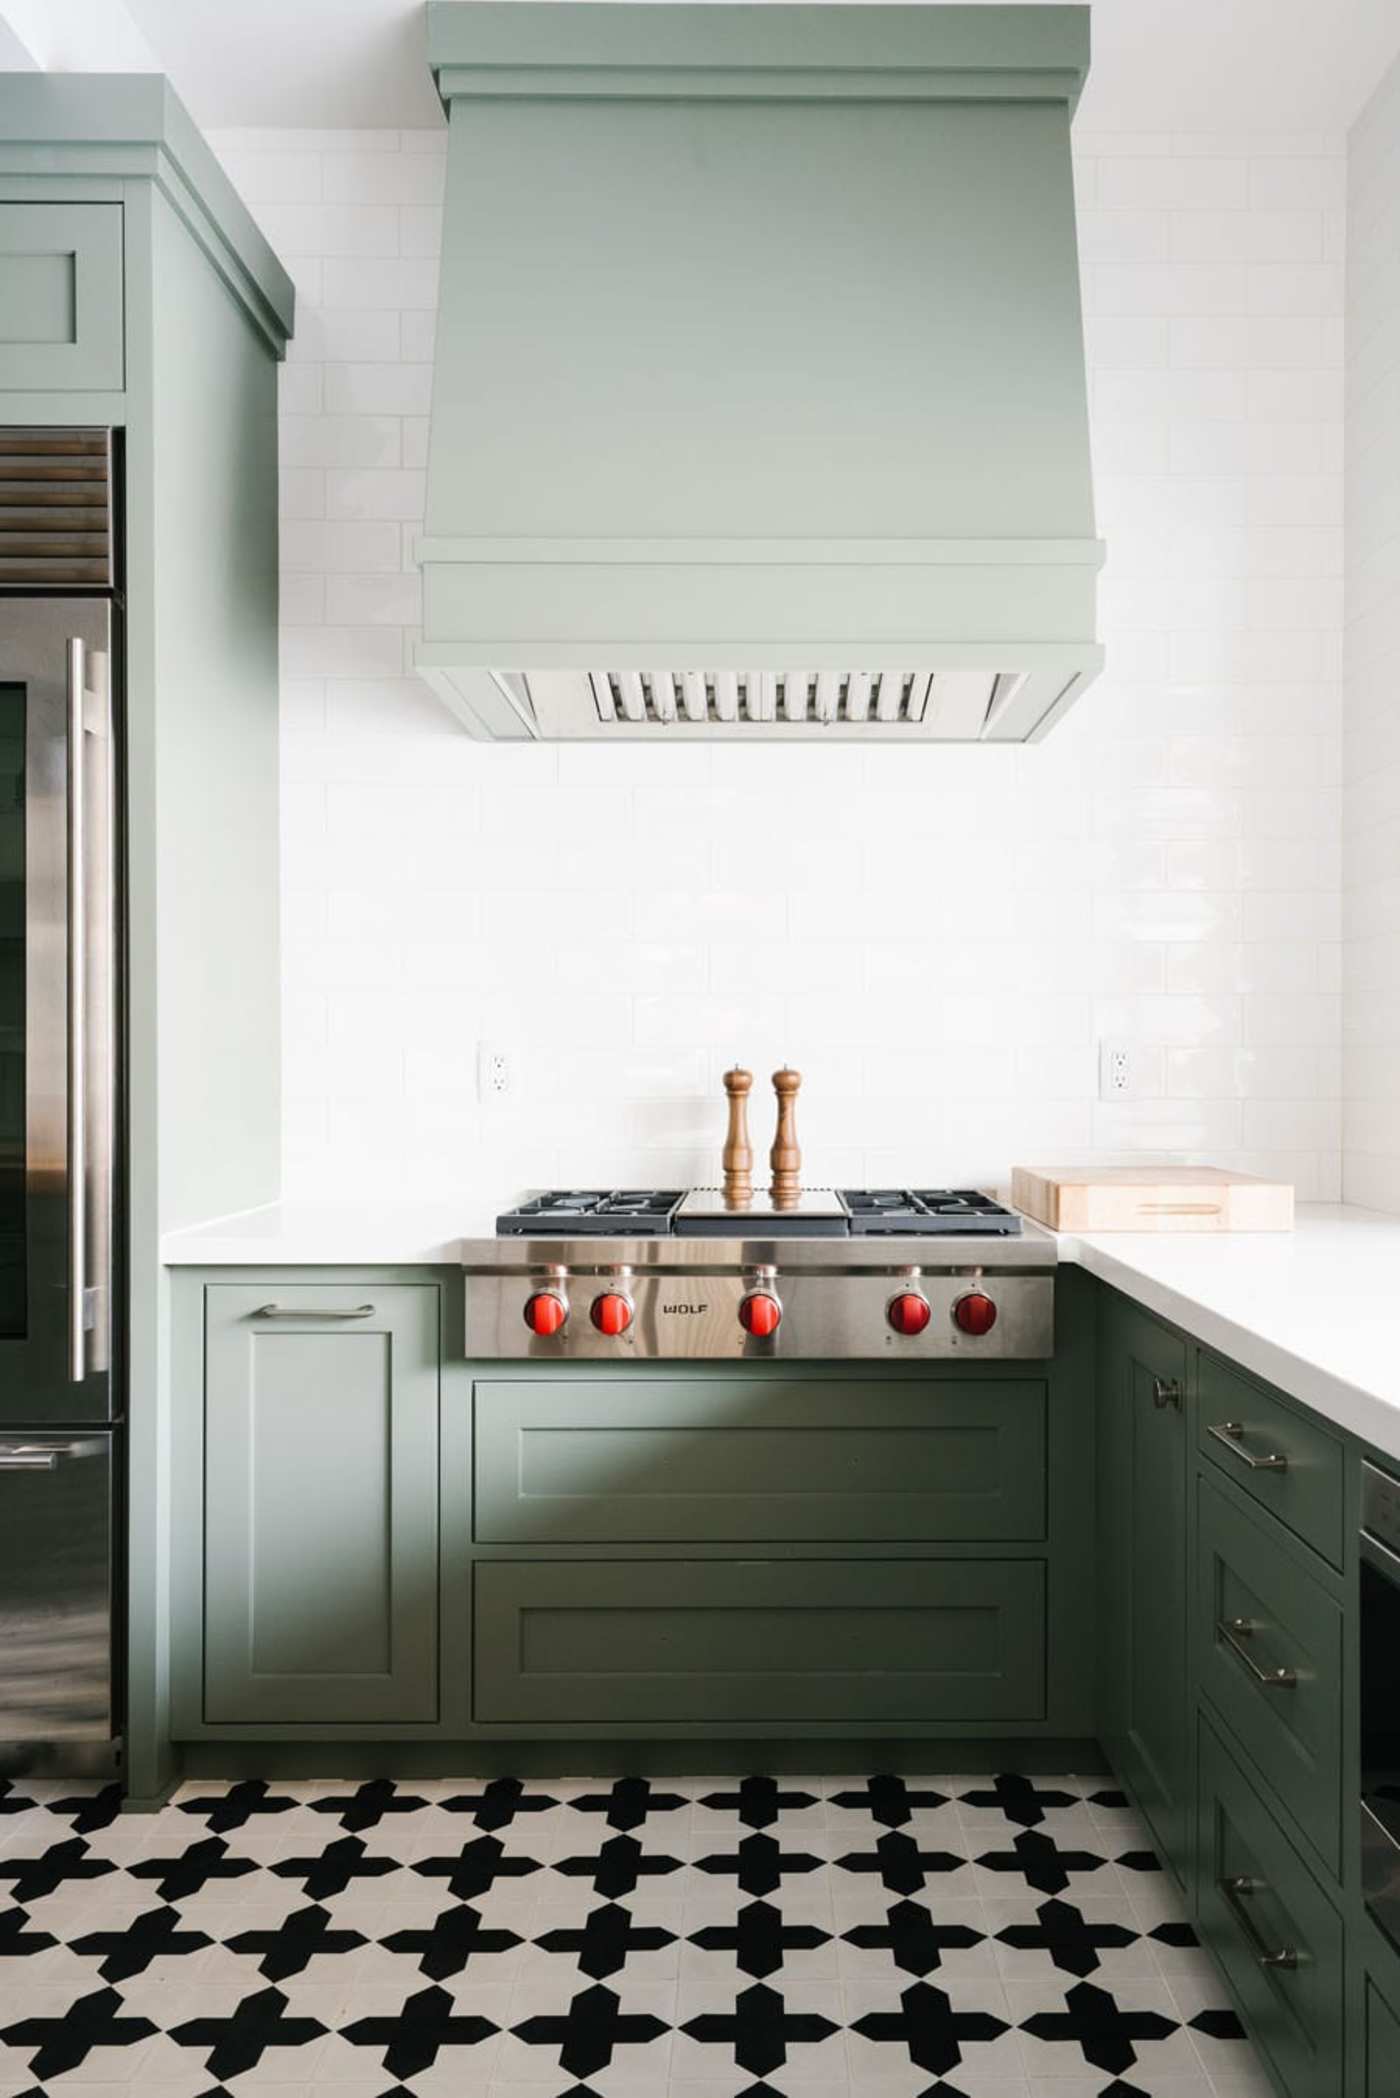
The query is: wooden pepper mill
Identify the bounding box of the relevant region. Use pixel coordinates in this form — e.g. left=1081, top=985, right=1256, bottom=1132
left=721, top=1067, right=754, bottom=1207
left=769, top=1066, right=803, bottom=1208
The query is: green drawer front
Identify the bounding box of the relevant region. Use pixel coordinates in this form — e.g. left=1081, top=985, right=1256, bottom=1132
left=474, top=1377, right=1046, bottom=1544
left=1366, top=1980, right=1400, bottom=2098
left=0, top=204, right=124, bottom=390
left=1196, top=1713, right=1343, bottom=2098
left=1197, top=1475, right=1343, bottom=1877
left=1198, top=1352, right=1345, bottom=1570
left=474, top=1558, right=1046, bottom=1726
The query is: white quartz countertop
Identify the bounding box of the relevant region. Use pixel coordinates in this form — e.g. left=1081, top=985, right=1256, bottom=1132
left=161, top=1199, right=1400, bottom=1463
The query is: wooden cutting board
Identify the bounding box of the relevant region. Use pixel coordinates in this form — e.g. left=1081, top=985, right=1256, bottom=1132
left=1011, top=1165, right=1294, bottom=1233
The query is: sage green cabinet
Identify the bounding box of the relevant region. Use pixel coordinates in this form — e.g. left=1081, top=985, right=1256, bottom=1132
left=474, top=1376, right=1047, bottom=1543
left=0, top=202, right=124, bottom=390
left=1196, top=1712, right=1343, bottom=2098
left=1365, top=1981, right=1400, bottom=2098
left=203, top=1285, right=440, bottom=1725
left=1196, top=1474, right=1343, bottom=1878
left=1099, top=1296, right=1191, bottom=1882
left=1198, top=1351, right=1346, bottom=1571
left=474, top=1558, right=1046, bottom=1726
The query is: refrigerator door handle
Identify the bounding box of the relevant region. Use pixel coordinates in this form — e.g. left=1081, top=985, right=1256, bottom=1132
left=65, top=638, right=113, bottom=1385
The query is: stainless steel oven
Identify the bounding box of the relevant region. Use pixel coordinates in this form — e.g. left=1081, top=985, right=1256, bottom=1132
left=1360, top=1459, right=1400, bottom=1950
left=1, top=431, right=122, bottom=1773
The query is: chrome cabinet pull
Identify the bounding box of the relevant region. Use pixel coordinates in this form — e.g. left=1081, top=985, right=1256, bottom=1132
left=1220, top=1874, right=1299, bottom=1969
left=1207, top=1420, right=1288, bottom=1472
left=0, top=1447, right=58, bottom=1472
left=66, top=635, right=87, bottom=1383
left=254, top=1304, right=377, bottom=1320
left=1152, top=1376, right=1183, bottom=1409
left=1218, top=1616, right=1297, bottom=1690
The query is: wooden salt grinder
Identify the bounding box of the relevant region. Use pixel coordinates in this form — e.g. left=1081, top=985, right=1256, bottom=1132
left=770, top=1066, right=802, bottom=1207
left=721, top=1067, right=754, bottom=1206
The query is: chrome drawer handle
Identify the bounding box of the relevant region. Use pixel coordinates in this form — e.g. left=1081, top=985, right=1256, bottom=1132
left=1207, top=1420, right=1289, bottom=1472
left=1152, top=1376, right=1183, bottom=1409
left=1218, top=1616, right=1297, bottom=1690
left=1220, top=1874, right=1299, bottom=1969
left=254, top=1304, right=376, bottom=1321
left=0, top=1447, right=58, bottom=1472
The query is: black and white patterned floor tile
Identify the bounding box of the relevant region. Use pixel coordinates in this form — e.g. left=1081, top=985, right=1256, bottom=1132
left=0, top=1771, right=1278, bottom=2097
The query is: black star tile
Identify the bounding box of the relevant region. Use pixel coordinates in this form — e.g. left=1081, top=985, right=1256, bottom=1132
left=690, top=1896, right=831, bottom=1979
left=569, top=1776, right=687, bottom=1830
left=223, top=1902, right=367, bottom=1980
left=177, top=1780, right=298, bottom=1832
left=308, top=1778, right=429, bottom=1830
left=0, top=1779, right=36, bottom=1816
left=696, top=1830, right=823, bottom=1898
left=46, top=1783, right=124, bottom=1834
left=270, top=1833, right=399, bottom=1900
left=1150, top=1918, right=1200, bottom=1949
left=69, top=1905, right=213, bottom=1980
left=959, top=1773, right=1078, bottom=1827
left=681, top=1979, right=839, bottom=2077
left=697, top=1776, right=819, bottom=1827
left=414, top=1832, right=542, bottom=1902
left=168, top=1983, right=330, bottom=2081
left=975, top=1828, right=1107, bottom=1895
left=0, top=1836, right=118, bottom=1903
left=555, top=1832, right=684, bottom=1899
left=994, top=1895, right=1140, bottom=1977
left=0, top=1906, right=57, bottom=1961
left=1190, top=2005, right=1248, bottom=2040
left=850, top=1977, right=1009, bottom=2077
left=837, top=1829, right=965, bottom=1896
left=340, top=1980, right=498, bottom=2078
left=1019, top=1978, right=1179, bottom=2073
left=830, top=1774, right=950, bottom=1827
left=537, top=1899, right=678, bottom=1979
left=380, top=1902, right=524, bottom=1980
left=0, top=1982, right=158, bottom=2079
left=842, top=1898, right=983, bottom=1976
left=513, top=1980, right=670, bottom=2080
left=1115, top=1848, right=1163, bottom=1873
left=439, top=1776, right=559, bottom=1829
left=1087, top=1787, right=1131, bottom=1811
left=127, top=1835, right=259, bottom=1903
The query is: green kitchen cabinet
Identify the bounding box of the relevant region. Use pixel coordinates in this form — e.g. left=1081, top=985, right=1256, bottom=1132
left=474, top=1557, right=1047, bottom=1727
left=473, top=1375, right=1047, bottom=1543
left=203, top=1285, right=441, bottom=1725
left=0, top=202, right=124, bottom=390
left=1365, top=1979, right=1400, bottom=2098
left=1098, top=1293, right=1191, bottom=1884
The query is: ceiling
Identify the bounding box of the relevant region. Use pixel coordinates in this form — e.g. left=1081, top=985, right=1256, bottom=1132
left=123, top=0, right=1400, bottom=136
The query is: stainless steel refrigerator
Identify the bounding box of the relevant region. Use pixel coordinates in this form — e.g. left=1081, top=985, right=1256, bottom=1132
left=1, top=428, right=121, bottom=1776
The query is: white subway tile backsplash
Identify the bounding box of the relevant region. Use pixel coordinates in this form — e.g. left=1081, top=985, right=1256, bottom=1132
left=209, top=125, right=1345, bottom=1198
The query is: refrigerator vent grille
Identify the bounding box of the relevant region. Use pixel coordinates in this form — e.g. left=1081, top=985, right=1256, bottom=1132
left=588, top=668, right=1010, bottom=734
left=0, top=429, right=113, bottom=588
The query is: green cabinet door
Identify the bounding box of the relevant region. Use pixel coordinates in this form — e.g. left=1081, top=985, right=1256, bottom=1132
left=1099, top=1295, right=1191, bottom=1882
left=0, top=203, right=124, bottom=390
left=1366, top=1979, right=1400, bottom=2098
left=203, top=1284, right=440, bottom=1724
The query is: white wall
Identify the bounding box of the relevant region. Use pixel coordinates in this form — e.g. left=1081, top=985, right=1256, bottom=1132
left=211, top=125, right=1346, bottom=1204
left=1344, top=55, right=1400, bottom=1213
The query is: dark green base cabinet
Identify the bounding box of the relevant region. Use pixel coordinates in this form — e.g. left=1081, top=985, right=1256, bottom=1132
left=1197, top=1711, right=1343, bottom=2098
left=474, top=1559, right=1045, bottom=1726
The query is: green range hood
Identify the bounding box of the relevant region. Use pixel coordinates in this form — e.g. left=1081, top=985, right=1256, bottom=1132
left=416, top=3, right=1103, bottom=741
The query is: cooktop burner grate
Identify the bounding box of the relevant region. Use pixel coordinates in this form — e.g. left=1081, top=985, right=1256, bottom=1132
left=497, top=1187, right=1022, bottom=1238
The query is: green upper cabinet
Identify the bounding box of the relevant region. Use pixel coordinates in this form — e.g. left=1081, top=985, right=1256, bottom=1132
left=1099, top=1293, right=1191, bottom=1882
left=0, top=203, right=124, bottom=391
left=203, top=1285, right=441, bottom=1726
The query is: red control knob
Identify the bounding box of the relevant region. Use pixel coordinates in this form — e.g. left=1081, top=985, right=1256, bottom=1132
left=739, top=1291, right=782, bottom=1338
left=887, top=1291, right=932, bottom=1337
left=590, top=1291, right=633, bottom=1337
left=953, top=1290, right=998, bottom=1337
left=523, top=1290, right=568, bottom=1337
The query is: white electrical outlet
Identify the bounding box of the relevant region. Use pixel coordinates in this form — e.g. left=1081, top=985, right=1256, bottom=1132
left=1099, top=1040, right=1133, bottom=1100
left=477, top=1042, right=512, bottom=1103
